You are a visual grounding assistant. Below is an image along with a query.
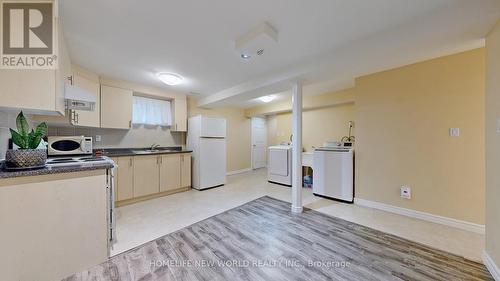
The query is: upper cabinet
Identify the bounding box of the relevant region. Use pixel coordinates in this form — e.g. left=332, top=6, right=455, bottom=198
left=69, top=73, right=100, bottom=127
left=172, top=96, right=187, bottom=132
left=101, top=85, right=133, bottom=129
left=0, top=19, right=70, bottom=115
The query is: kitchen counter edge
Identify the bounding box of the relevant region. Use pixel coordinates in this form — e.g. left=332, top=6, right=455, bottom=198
left=102, top=150, right=193, bottom=157
left=0, top=162, right=114, bottom=179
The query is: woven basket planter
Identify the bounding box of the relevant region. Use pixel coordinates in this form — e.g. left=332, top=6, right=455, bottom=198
left=5, top=149, right=47, bottom=168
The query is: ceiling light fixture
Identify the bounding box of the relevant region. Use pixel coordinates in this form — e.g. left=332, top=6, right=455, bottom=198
left=157, top=72, right=183, bottom=86
left=241, top=53, right=252, bottom=60
left=259, top=95, right=275, bottom=103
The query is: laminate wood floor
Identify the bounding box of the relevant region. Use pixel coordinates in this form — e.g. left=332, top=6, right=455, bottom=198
left=63, top=196, right=492, bottom=281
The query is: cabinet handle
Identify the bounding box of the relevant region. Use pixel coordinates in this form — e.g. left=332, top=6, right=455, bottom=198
left=129, top=120, right=132, bottom=128
left=129, top=158, right=132, bottom=167
left=75, top=112, right=79, bottom=124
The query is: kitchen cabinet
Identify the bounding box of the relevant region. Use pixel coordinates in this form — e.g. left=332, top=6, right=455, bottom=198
left=0, top=19, right=70, bottom=115
left=101, top=85, right=133, bottom=129
left=160, top=154, right=181, bottom=192
left=0, top=170, right=109, bottom=281
left=115, top=157, right=134, bottom=201
left=181, top=153, right=192, bottom=187
left=133, top=155, right=160, bottom=197
left=113, top=152, right=191, bottom=206
left=171, top=96, right=187, bottom=132
left=70, top=74, right=100, bottom=127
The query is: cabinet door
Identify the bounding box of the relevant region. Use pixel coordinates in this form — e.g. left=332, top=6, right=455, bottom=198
left=159, top=154, right=181, bottom=192
left=0, top=70, right=56, bottom=112
left=101, top=85, right=133, bottom=129
left=71, top=74, right=100, bottom=127
left=172, top=97, right=187, bottom=132
left=181, top=153, right=192, bottom=188
left=116, top=157, right=134, bottom=201
left=133, top=155, right=160, bottom=197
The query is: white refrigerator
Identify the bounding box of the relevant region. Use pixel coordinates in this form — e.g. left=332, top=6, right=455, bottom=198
left=187, top=115, right=227, bottom=190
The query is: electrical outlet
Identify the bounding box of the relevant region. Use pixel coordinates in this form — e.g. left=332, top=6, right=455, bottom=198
left=95, top=135, right=102, bottom=142
left=449, top=128, right=460, bottom=137
left=400, top=185, right=411, bottom=199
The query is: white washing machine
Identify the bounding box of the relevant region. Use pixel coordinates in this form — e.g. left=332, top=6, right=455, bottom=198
left=267, top=145, right=292, bottom=186
left=313, top=146, right=354, bottom=203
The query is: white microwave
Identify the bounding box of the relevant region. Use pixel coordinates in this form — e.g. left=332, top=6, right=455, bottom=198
left=48, top=136, right=93, bottom=156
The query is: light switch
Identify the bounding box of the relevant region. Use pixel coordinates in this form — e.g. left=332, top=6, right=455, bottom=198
left=449, top=128, right=460, bottom=137
left=95, top=135, right=102, bottom=142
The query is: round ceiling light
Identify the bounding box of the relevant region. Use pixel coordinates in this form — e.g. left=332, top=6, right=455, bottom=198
left=241, top=53, right=252, bottom=60
left=157, top=72, right=183, bottom=86
left=259, top=95, right=275, bottom=103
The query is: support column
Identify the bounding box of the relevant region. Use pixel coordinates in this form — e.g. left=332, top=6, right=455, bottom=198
left=291, top=81, right=303, bottom=213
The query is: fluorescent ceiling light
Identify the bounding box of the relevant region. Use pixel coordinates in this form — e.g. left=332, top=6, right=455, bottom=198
left=157, top=72, right=183, bottom=85
left=259, top=95, right=275, bottom=103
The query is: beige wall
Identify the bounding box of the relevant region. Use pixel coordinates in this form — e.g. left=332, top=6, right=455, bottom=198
left=267, top=102, right=355, bottom=151
left=188, top=98, right=251, bottom=172
left=356, top=48, right=485, bottom=224
left=485, top=21, right=500, bottom=268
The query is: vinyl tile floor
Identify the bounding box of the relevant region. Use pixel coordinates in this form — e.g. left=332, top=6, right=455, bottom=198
left=67, top=196, right=491, bottom=280
left=112, top=169, right=485, bottom=263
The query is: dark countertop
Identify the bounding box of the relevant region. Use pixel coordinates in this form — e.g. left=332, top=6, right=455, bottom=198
left=97, top=147, right=192, bottom=157
left=0, top=162, right=114, bottom=179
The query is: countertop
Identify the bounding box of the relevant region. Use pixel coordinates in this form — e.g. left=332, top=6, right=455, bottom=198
left=0, top=161, right=114, bottom=179
left=0, top=147, right=192, bottom=179
left=97, top=147, right=192, bottom=157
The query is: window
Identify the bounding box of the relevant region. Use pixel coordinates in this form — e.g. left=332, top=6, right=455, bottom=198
left=132, top=96, right=172, bottom=126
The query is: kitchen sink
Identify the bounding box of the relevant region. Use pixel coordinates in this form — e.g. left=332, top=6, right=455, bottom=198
left=132, top=149, right=160, bottom=154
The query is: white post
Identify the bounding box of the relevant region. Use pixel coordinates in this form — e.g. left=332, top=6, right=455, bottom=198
left=291, top=81, right=303, bottom=213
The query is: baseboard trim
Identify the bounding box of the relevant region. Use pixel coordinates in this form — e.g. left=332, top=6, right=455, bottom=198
left=226, top=168, right=252, bottom=176
left=483, top=251, right=500, bottom=281
left=354, top=198, right=485, bottom=234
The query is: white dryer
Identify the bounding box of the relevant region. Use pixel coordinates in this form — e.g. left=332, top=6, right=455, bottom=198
left=267, top=145, right=292, bottom=186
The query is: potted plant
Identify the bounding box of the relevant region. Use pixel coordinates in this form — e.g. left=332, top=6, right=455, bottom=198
left=5, top=112, right=48, bottom=169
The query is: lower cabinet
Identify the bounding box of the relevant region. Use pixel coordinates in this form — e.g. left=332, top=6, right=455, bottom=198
left=114, top=157, right=134, bottom=201
left=160, top=154, right=181, bottom=192
left=114, top=153, right=191, bottom=206
left=133, top=155, right=160, bottom=197
left=181, top=153, right=192, bottom=188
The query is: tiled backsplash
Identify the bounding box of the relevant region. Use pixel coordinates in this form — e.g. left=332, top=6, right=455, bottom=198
left=48, top=125, right=185, bottom=149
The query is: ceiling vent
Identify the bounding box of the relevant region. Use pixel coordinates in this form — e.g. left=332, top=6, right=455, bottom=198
left=235, top=22, right=278, bottom=60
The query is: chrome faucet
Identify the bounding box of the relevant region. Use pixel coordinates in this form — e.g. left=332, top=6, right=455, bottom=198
left=150, top=143, right=160, bottom=150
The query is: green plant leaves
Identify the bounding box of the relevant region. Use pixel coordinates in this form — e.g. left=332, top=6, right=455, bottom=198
left=10, top=128, right=27, bottom=149
left=35, top=122, right=47, bottom=139
left=29, top=123, right=47, bottom=149
left=9, top=112, right=48, bottom=149
left=16, top=111, right=29, bottom=136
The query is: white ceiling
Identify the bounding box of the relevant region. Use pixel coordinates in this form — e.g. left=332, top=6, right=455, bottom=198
left=60, top=0, right=500, bottom=108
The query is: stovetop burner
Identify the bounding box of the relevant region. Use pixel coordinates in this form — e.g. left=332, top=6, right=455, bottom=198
left=46, top=156, right=113, bottom=167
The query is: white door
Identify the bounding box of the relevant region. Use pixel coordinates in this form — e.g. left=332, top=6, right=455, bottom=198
left=251, top=117, right=267, bottom=169
left=199, top=138, right=226, bottom=188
